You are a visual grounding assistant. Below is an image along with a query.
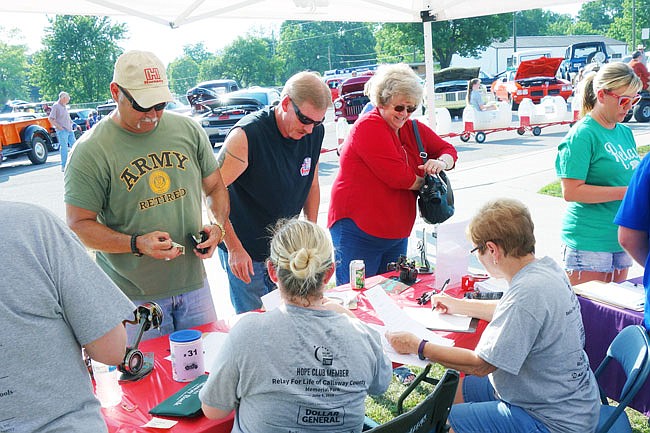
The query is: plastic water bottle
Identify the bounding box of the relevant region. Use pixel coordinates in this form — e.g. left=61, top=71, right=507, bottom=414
left=92, top=360, right=123, bottom=407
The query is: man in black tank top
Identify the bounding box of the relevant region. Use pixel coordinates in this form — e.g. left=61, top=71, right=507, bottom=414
left=216, top=72, right=332, bottom=313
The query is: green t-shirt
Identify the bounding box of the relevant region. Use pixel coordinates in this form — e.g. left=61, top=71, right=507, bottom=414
left=555, top=115, right=640, bottom=252
left=64, top=112, right=218, bottom=300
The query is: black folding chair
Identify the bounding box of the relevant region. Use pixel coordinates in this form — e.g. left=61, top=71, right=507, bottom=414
left=364, top=366, right=459, bottom=433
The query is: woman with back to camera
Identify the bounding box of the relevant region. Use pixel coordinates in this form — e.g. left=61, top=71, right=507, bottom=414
left=199, top=219, right=392, bottom=432
left=555, top=62, right=643, bottom=286
left=328, top=63, right=457, bottom=285
left=387, top=198, right=600, bottom=433
left=466, top=78, right=496, bottom=112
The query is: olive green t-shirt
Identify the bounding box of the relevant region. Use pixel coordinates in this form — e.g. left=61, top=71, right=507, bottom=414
left=555, top=115, right=640, bottom=252
left=64, top=112, right=218, bottom=300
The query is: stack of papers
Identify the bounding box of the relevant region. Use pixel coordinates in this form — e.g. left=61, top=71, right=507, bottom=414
left=573, top=280, right=645, bottom=311
left=364, top=286, right=454, bottom=367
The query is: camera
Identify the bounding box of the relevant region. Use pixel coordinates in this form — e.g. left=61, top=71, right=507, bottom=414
left=188, top=230, right=209, bottom=254
left=386, top=255, right=418, bottom=285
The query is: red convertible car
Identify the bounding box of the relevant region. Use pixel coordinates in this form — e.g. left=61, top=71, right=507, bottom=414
left=491, top=57, right=573, bottom=110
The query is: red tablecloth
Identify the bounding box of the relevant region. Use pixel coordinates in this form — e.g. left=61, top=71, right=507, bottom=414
left=343, top=271, right=487, bottom=351
left=103, top=272, right=484, bottom=431
left=103, top=322, right=234, bottom=433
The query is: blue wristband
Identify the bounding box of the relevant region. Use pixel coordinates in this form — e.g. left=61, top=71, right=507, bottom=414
left=418, top=339, right=428, bottom=360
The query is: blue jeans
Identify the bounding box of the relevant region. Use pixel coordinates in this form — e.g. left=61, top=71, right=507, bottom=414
left=56, top=129, right=76, bottom=170
left=448, top=375, right=551, bottom=433
left=329, top=218, right=408, bottom=285
left=561, top=244, right=633, bottom=273
left=218, top=248, right=276, bottom=314
left=126, top=279, right=216, bottom=343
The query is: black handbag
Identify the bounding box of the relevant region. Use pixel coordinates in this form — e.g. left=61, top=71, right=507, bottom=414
left=412, top=119, right=455, bottom=224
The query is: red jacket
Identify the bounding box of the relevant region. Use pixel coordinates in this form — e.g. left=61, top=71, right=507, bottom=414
left=630, top=59, right=650, bottom=91
left=328, top=108, right=458, bottom=239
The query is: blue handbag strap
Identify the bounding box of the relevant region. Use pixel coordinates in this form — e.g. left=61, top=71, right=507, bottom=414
left=411, top=119, right=428, bottom=164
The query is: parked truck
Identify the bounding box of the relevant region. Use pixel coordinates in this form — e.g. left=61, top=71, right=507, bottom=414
left=559, top=41, right=610, bottom=81
left=0, top=112, right=59, bottom=166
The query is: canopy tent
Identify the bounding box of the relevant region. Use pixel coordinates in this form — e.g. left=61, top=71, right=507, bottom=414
left=1, top=0, right=591, bottom=127
left=0, top=1, right=588, bottom=28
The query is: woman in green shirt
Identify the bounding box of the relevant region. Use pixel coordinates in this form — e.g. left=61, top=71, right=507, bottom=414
left=555, top=62, right=643, bottom=286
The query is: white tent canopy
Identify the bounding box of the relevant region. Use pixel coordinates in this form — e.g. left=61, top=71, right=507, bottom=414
left=1, top=0, right=591, bottom=127
left=0, top=0, right=589, bottom=28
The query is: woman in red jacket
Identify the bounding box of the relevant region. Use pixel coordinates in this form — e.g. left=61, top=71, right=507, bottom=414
left=328, top=63, right=458, bottom=284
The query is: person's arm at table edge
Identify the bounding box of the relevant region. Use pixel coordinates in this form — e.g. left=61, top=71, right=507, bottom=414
left=303, top=164, right=320, bottom=222
left=432, top=293, right=498, bottom=322
left=201, top=403, right=232, bottom=420
left=84, top=323, right=128, bottom=366
left=618, top=226, right=649, bottom=267
left=386, top=331, right=497, bottom=377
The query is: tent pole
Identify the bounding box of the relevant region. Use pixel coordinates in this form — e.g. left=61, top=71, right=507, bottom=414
left=423, top=19, right=436, bottom=131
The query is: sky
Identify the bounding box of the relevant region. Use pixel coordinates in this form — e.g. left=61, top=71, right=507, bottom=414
left=0, top=4, right=582, bottom=66
left=0, top=12, right=279, bottom=65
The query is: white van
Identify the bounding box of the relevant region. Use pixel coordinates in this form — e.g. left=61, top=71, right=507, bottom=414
left=506, top=50, right=552, bottom=70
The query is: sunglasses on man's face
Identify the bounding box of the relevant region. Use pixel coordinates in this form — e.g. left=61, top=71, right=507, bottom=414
left=117, top=85, right=167, bottom=112
left=604, top=90, right=642, bottom=109
left=290, top=98, right=324, bottom=127
left=393, top=104, right=418, bottom=114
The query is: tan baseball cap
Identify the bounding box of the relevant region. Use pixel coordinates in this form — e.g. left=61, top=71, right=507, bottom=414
left=113, top=50, right=173, bottom=108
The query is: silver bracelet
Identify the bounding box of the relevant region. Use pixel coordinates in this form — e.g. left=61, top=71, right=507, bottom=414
left=437, top=158, right=449, bottom=170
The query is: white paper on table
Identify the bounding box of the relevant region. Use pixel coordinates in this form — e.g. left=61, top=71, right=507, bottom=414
left=363, top=286, right=454, bottom=347
left=141, top=417, right=178, bottom=428
left=402, top=307, right=472, bottom=332
left=365, top=323, right=430, bottom=368
left=202, top=332, right=229, bottom=373
left=475, top=277, right=509, bottom=293
left=262, top=289, right=282, bottom=311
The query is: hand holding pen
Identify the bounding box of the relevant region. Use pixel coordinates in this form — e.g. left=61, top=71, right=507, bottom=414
left=432, top=278, right=450, bottom=310
left=416, top=278, right=450, bottom=305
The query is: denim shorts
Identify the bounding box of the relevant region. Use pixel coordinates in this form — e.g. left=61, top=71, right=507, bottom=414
left=448, top=375, right=551, bottom=433
left=561, top=244, right=633, bottom=273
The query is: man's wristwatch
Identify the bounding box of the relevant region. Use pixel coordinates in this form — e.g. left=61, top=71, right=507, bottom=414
left=130, top=233, right=143, bottom=257
left=213, top=222, right=226, bottom=242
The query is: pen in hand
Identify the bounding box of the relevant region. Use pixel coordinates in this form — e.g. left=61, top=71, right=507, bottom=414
left=432, top=278, right=451, bottom=311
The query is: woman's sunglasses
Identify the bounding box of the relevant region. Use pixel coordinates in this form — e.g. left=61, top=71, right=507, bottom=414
left=290, top=98, right=324, bottom=127
left=117, top=85, right=168, bottom=112
left=604, top=90, right=641, bottom=109
left=393, top=104, right=418, bottom=113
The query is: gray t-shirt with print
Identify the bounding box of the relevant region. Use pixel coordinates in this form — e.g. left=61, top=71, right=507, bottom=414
left=0, top=201, right=135, bottom=433
left=475, top=257, right=600, bottom=433
left=199, top=304, right=392, bottom=433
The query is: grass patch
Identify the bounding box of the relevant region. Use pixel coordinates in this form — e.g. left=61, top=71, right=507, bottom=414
left=366, top=364, right=650, bottom=432
left=539, top=145, right=650, bottom=197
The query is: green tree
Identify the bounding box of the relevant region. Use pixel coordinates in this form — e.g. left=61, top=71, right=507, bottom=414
left=168, top=56, right=200, bottom=95
left=515, top=10, right=574, bottom=36
left=31, top=15, right=126, bottom=104
left=606, top=0, right=650, bottom=49
left=276, top=22, right=375, bottom=78
left=183, top=42, right=214, bottom=64
left=577, top=0, right=624, bottom=34
left=218, top=36, right=280, bottom=87
left=0, top=38, right=29, bottom=103
left=375, top=15, right=511, bottom=69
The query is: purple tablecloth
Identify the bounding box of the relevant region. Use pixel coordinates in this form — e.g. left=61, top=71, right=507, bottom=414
left=578, top=295, right=649, bottom=416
